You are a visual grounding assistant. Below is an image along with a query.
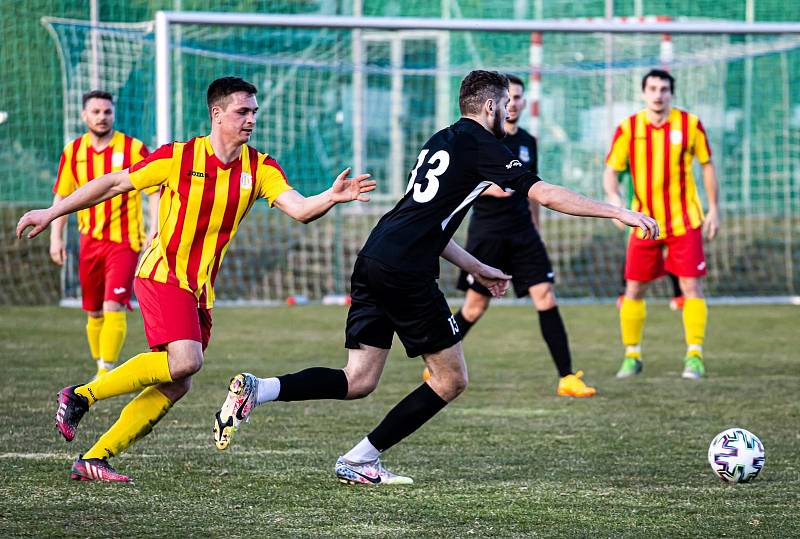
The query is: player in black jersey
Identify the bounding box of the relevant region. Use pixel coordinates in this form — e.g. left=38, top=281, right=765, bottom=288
left=446, top=75, right=596, bottom=398
left=214, top=70, right=658, bottom=485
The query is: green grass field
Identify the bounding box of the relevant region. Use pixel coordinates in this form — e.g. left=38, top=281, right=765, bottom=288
left=0, top=304, right=798, bottom=538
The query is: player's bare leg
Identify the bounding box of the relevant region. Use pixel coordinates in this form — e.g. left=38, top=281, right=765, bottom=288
left=678, top=277, right=707, bottom=379
left=529, top=283, right=595, bottom=397
left=617, top=280, right=648, bottom=378
left=338, top=342, right=467, bottom=485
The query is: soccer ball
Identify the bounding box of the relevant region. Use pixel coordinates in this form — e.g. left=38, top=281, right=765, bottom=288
left=707, top=427, right=765, bottom=483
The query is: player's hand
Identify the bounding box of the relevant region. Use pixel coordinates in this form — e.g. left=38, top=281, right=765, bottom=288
left=703, top=207, right=720, bottom=241
left=49, top=236, right=66, bottom=266
left=617, top=209, right=659, bottom=240
left=330, top=167, right=376, bottom=203
left=17, top=208, right=55, bottom=240
left=472, top=264, right=512, bottom=298
left=481, top=184, right=513, bottom=198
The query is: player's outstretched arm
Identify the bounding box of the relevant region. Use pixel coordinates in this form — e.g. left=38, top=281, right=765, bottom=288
left=528, top=180, right=660, bottom=239
left=701, top=162, right=720, bottom=240
left=273, top=167, right=375, bottom=224
left=17, top=170, right=135, bottom=240
left=441, top=239, right=511, bottom=298
left=48, top=194, right=67, bottom=266
left=602, top=166, right=628, bottom=231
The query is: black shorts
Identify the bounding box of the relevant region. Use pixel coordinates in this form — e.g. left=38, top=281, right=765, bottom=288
left=345, top=256, right=461, bottom=358
left=457, top=225, right=554, bottom=298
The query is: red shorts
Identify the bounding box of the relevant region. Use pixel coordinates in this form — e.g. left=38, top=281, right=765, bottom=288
left=134, top=277, right=213, bottom=351
left=79, top=236, right=139, bottom=311
left=625, top=226, right=707, bottom=282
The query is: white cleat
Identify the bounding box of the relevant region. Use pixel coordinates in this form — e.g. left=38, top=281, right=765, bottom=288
left=335, top=456, right=413, bottom=486
left=213, top=373, right=258, bottom=450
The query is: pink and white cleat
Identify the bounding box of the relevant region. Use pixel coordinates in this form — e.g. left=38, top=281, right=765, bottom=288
left=213, top=372, right=258, bottom=450
left=335, top=457, right=413, bottom=485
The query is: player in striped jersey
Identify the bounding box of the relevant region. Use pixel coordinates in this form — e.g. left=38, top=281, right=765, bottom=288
left=18, top=77, right=375, bottom=482
left=604, top=69, right=720, bottom=380
left=50, top=91, right=158, bottom=379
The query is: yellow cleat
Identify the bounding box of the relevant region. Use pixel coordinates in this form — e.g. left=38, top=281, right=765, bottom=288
left=557, top=370, right=596, bottom=397
left=422, top=367, right=431, bottom=382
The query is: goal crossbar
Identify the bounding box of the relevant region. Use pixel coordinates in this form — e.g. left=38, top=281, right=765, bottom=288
left=154, top=11, right=800, bottom=145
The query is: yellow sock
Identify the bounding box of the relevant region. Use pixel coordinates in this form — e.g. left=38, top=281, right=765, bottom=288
left=83, top=387, right=173, bottom=460
left=75, top=351, right=172, bottom=405
left=86, top=316, right=103, bottom=360
left=683, top=298, right=707, bottom=355
left=620, top=298, right=646, bottom=357
left=99, top=311, right=127, bottom=363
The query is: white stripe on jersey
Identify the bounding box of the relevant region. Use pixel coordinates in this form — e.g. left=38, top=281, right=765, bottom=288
left=440, top=181, right=492, bottom=230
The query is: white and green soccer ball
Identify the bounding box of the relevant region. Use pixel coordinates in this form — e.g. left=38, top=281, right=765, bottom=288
left=707, top=427, right=765, bottom=483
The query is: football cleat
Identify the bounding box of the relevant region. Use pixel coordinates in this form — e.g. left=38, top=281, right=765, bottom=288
left=55, top=385, right=90, bottom=442
left=213, top=372, right=258, bottom=450
left=335, top=457, right=413, bottom=486
left=422, top=367, right=431, bottom=382
left=669, top=296, right=686, bottom=311
left=616, top=357, right=643, bottom=379
left=70, top=454, right=131, bottom=482
left=557, top=370, right=596, bottom=397
left=682, top=355, right=706, bottom=379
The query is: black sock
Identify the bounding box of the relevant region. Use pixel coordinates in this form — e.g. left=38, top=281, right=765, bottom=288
left=454, top=309, right=474, bottom=338
left=668, top=272, right=682, bottom=298
left=367, top=383, right=448, bottom=452
left=276, top=367, right=348, bottom=401
left=538, top=306, right=572, bottom=377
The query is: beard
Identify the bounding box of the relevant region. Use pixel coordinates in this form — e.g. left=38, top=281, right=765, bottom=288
left=505, top=114, right=519, bottom=124
left=490, top=111, right=506, bottom=140
left=89, top=126, right=112, bottom=138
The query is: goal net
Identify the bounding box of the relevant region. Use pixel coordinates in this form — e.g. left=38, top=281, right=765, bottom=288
left=18, top=15, right=800, bottom=303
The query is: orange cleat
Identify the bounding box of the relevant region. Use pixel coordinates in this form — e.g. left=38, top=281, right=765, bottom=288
left=557, top=370, right=596, bottom=397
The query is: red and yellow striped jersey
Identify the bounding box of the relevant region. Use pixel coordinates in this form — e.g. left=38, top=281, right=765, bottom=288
left=606, top=108, right=712, bottom=239
left=54, top=131, right=151, bottom=251
left=129, top=136, right=293, bottom=308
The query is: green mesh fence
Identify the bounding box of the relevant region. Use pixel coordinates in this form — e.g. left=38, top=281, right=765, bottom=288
left=2, top=0, right=799, bottom=304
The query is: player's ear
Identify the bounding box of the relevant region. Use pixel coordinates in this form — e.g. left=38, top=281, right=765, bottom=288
left=484, top=98, right=495, bottom=116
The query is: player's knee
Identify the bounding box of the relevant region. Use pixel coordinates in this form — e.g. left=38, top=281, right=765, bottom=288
left=531, top=283, right=556, bottom=310
left=103, top=300, right=125, bottom=312
left=168, top=350, right=204, bottom=379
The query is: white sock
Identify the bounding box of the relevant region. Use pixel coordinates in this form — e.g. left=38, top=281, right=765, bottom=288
left=625, top=345, right=642, bottom=357
left=96, top=359, right=116, bottom=370
left=687, top=344, right=703, bottom=356
left=256, top=377, right=281, bottom=404
left=342, top=437, right=381, bottom=464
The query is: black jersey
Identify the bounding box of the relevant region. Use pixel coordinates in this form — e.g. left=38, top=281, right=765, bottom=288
left=469, top=127, right=538, bottom=234
left=359, top=118, right=540, bottom=277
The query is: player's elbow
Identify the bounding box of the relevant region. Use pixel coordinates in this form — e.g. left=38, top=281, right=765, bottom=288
left=530, top=182, right=556, bottom=208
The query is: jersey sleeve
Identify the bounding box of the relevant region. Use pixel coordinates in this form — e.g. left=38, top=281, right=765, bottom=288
left=256, top=155, right=294, bottom=206
left=130, top=141, right=159, bottom=195
left=128, top=143, right=176, bottom=191
left=53, top=143, right=77, bottom=197
left=692, top=119, right=712, bottom=164
left=476, top=136, right=540, bottom=195
left=605, top=122, right=630, bottom=171
left=530, top=135, right=538, bottom=175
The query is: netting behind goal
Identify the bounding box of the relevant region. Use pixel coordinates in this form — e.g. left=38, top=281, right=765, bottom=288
left=8, top=15, right=800, bottom=303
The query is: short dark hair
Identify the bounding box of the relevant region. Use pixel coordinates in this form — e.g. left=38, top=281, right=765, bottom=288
left=641, top=69, right=675, bottom=93
left=506, top=74, right=525, bottom=91
left=206, top=76, right=258, bottom=113
left=82, top=90, right=113, bottom=108
left=459, top=70, right=509, bottom=115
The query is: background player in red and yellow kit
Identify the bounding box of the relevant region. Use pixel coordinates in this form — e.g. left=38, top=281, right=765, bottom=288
left=604, top=69, right=720, bottom=380
left=50, top=90, right=158, bottom=379
left=18, top=77, right=375, bottom=482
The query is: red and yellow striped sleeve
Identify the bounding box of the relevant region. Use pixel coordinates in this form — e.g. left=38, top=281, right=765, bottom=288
left=256, top=154, right=293, bottom=206
left=53, top=140, right=79, bottom=197
left=130, top=141, right=160, bottom=195
left=692, top=118, right=712, bottom=164
left=129, top=143, right=177, bottom=191
left=605, top=121, right=631, bottom=172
